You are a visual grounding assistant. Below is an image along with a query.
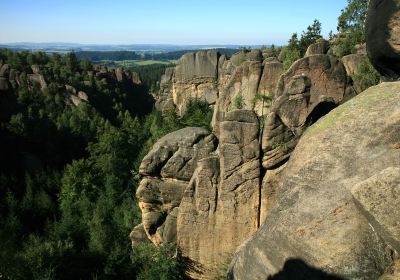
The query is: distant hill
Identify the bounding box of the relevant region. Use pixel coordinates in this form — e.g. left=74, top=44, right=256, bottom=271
left=0, top=42, right=268, bottom=53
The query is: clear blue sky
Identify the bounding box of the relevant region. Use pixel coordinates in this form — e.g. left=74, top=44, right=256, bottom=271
left=0, top=0, right=348, bottom=45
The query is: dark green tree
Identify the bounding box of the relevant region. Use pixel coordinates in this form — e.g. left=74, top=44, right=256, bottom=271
left=299, top=19, right=322, bottom=55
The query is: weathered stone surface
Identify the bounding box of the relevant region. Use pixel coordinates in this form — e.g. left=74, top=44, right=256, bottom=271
left=129, top=223, right=150, bottom=246
left=31, top=65, right=40, bottom=74
left=212, top=55, right=263, bottom=135
left=27, top=73, right=47, bottom=90
left=305, top=38, right=329, bottom=56
left=136, top=178, right=187, bottom=245
left=115, top=67, right=125, bottom=82
left=137, top=127, right=217, bottom=247
left=352, top=167, right=400, bottom=253
left=379, top=259, right=400, bottom=280
left=132, top=71, right=142, bottom=85
left=78, top=91, right=88, bottom=101
left=69, top=95, right=82, bottom=106
left=254, top=58, right=283, bottom=116
left=0, top=77, right=9, bottom=91
left=155, top=67, right=175, bottom=113
left=139, top=127, right=217, bottom=181
left=366, top=0, right=400, bottom=79
left=0, top=64, right=9, bottom=77
left=262, top=54, right=349, bottom=168
left=229, top=82, right=400, bottom=280
left=65, top=84, right=77, bottom=95
left=172, top=50, right=219, bottom=113
left=178, top=110, right=260, bottom=279
left=342, top=53, right=366, bottom=77
left=260, top=162, right=287, bottom=224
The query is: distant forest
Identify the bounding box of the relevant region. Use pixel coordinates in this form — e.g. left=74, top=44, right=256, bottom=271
left=75, top=49, right=239, bottom=62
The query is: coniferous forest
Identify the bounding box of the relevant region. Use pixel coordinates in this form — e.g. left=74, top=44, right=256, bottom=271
left=0, top=49, right=211, bottom=280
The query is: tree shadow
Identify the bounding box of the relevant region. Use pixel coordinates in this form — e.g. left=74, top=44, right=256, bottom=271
left=267, top=259, right=344, bottom=280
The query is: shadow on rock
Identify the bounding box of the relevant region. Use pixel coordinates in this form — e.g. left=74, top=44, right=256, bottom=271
left=267, top=259, right=344, bottom=280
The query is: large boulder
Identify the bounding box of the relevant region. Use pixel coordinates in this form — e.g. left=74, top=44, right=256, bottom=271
left=341, top=53, right=366, bottom=77
left=136, top=127, right=217, bottom=245
left=228, top=82, right=400, bottom=280
left=366, top=0, right=400, bottom=79
left=27, top=74, right=47, bottom=90
left=305, top=38, right=330, bottom=56
left=178, top=110, right=261, bottom=279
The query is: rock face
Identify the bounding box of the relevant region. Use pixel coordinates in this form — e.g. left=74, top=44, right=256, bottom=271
left=134, top=127, right=217, bottom=245
left=366, top=0, right=400, bottom=79
left=342, top=54, right=366, bottom=77
left=27, top=73, right=47, bottom=90
left=305, top=38, right=329, bottom=56
left=228, top=82, right=400, bottom=280
left=352, top=167, right=400, bottom=253
left=155, top=67, right=175, bottom=113
left=154, top=49, right=284, bottom=124
left=262, top=54, right=350, bottom=170
left=212, top=50, right=264, bottom=137
left=177, top=110, right=260, bottom=279
left=172, top=50, right=219, bottom=114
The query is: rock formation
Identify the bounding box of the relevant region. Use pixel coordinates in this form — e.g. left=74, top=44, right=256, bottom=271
left=366, top=0, right=400, bottom=79
left=228, top=82, right=400, bottom=280
left=178, top=110, right=260, bottom=279
left=135, top=127, right=217, bottom=245
left=305, top=38, right=329, bottom=56
left=137, top=39, right=360, bottom=278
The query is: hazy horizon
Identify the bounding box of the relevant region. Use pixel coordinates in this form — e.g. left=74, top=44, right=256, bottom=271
left=1, top=0, right=348, bottom=45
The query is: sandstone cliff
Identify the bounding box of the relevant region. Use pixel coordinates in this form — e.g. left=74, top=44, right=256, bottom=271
left=228, top=82, right=400, bottom=279
left=134, top=40, right=365, bottom=278
left=134, top=3, right=400, bottom=277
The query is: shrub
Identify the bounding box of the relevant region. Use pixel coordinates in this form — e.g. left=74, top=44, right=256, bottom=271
left=352, top=56, right=380, bottom=92
left=233, top=95, right=244, bottom=109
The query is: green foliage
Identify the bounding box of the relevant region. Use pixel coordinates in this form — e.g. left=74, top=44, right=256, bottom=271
left=338, top=0, right=368, bottom=34
left=233, top=95, right=244, bottom=109
left=299, top=19, right=322, bottom=56
left=332, top=0, right=368, bottom=57
left=352, top=56, right=380, bottom=92
left=181, top=99, right=213, bottom=129
left=282, top=20, right=322, bottom=68
left=0, top=49, right=210, bottom=279
left=132, top=243, right=187, bottom=280
left=281, top=47, right=301, bottom=70
left=271, top=142, right=289, bottom=152
left=332, top=30, right=364, bottom=57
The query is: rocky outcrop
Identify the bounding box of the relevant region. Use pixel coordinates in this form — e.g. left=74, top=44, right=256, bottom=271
left=155, top=67, right=175, bottom=113
left=262, top=54, right=350, bottom=170
left=129, top=223, right=150, bottom=246
left=228, top=82, right=400, bottom=280
left=172, top=50, right=219, bottom=114
left=27, top=73, right=47, bottom=90
left=154, top=49, right=284, bottom=124
left=342, top=54, right=366, bottom=77
left=134, top=127, right=218, bottom=245
left=177, top=110, right=260, bottom=279
left=305, top=38, right=329, bottom=56
left=352, top=167, right=400, bottom=253
left=366, top=0, right=400, bottom=79
left=212, top=50, right=264, bottom=137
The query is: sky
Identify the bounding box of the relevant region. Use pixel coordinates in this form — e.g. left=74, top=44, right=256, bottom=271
left=0, top=0, right=349, bottom=45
